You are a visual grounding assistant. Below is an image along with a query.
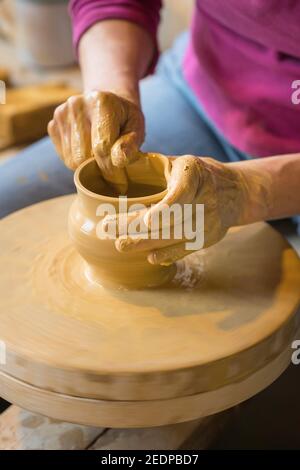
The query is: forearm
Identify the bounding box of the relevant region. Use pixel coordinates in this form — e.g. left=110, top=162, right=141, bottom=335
left=228, top=154, right=300, bottom=225
left=79, top=19, right=155, bottom=104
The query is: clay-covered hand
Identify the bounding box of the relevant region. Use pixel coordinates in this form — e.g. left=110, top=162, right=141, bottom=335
left=48, top=90, right=145, bottom=194
left=112, top=155, right=247, bottom=265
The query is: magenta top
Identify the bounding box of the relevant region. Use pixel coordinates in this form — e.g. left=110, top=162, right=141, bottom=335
left=70, top=0, right=300, bottom=157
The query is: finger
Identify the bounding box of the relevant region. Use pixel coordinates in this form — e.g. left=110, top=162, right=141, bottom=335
left=115, top=213, right=194, bottom=253
left=102, top=207, right=148, bottom=236
left=111, top=131, right=141, bottom=168
left=148, top=241, right=198, bottom=266
left=144, top=156, right=201, bottom=227
left=90, top=93, right=120, bottom=167
left=68, top=96, right=92, bottom=169
left=53, top=103, right=73, bottom=169
left=111, top=111, right=144, bottom=168
left=148, top=215, right=228, bottom=265
left=116, top=231, right=184, bottom=254
left=48, top=119, right=63, bottom=157
left=90, top=93, right=128, bottom=193
left=164, top=156, right=201, bottom=205
left=94, top=157, right=129, bottom=195
left=104, top=167, right=128, bottom=195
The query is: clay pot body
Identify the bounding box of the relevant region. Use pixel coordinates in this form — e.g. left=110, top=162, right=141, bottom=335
left=69, top=155, right=175, bottom=289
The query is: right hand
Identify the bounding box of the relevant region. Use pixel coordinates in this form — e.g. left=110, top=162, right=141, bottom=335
left=110, top=155, right=248, bottom=265
left=48, top=90, right=145, bottom=194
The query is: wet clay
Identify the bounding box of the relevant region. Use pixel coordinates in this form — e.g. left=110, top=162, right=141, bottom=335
left=48, top=91, right=145, bottom=194
left=118, top=155, right=274, bottom=267
left=80, top=159, right=166, bottom=197
left=88, top=180, right=166, bottom=198
left=0, top=194, right=300, bottom=425
left=69, top=154, right=174, bottom=288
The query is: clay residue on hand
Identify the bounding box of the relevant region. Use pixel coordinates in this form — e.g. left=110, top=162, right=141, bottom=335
left=48, top=91, right=145, bottom=195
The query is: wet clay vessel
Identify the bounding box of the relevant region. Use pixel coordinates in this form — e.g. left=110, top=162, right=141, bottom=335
left=69, top=154, right=175, bottom=289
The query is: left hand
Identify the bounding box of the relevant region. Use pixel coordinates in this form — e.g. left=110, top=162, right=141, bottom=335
left=103, top=155, right=248, bottom=265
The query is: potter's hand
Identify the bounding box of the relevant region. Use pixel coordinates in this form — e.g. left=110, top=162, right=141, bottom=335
left=48, top=91, right=145, bottom=194
left=112, top=156, right=247, bottom=265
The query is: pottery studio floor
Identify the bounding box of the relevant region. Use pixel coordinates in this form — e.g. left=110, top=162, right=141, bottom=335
left=1, top=48, right=300, bottom=453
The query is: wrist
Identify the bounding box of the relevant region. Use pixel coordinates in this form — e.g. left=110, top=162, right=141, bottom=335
left=83, top=80, right=140, bottom=107
left=227, top=162, right=273, bottom=226
left=201, top=158, right=250, bottom=229
left=110, top=85, right=140, bottom=106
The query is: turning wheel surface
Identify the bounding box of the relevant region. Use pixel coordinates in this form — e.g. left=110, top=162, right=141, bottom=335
left=0, top=195, right=299, bottom=427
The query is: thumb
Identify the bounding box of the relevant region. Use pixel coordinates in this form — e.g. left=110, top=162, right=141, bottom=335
left=111, top=131, right=141, bottom=168
left=144, top=156, right=201, bottom=227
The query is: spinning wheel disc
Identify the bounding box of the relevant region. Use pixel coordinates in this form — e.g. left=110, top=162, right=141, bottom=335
left=0, top=195, right=299, bottom=427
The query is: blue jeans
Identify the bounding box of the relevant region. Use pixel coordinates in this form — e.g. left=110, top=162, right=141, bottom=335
left=1, top=33, right=298, bottom=232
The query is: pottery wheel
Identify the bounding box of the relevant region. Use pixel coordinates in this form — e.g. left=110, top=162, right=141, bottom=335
left=0, top=195, right=299, bottom=427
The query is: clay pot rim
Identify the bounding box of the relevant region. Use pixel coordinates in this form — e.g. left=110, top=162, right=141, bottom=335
left=74, top=157, right=170, bottom=204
